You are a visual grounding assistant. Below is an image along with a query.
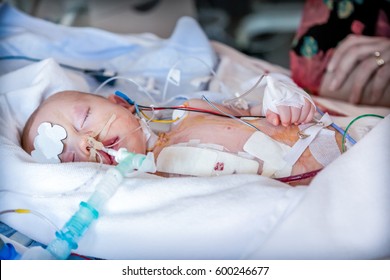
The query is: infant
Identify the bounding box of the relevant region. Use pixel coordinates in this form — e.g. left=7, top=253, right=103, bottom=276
left=22, top=90, right=342, bottom=183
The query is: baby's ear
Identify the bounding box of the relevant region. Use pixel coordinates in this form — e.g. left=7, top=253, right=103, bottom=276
left=108, top=94, right=134, bottom=111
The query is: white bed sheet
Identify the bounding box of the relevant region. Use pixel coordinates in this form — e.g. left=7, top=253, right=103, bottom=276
left=0, top=3, right=389, bottom=260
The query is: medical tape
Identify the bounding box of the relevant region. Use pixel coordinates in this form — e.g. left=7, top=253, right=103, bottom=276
left=156, top=145, right=259, bottom=176
left=243, top=131, right=292, bottom=177
left=98, top=114, right=116, bottom=140
left=172, top=109, right=188, bottom=125
left=139, top=117, right=157, bottom=144
left=283, top=113, right=333, bottom=167
left=87, top=136, right=104, bottom=150
left=87, top=114, right=117, bottom=161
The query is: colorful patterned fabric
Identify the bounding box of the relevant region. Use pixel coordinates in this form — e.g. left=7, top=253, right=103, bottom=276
left=290, top=0, right=390, bottom=95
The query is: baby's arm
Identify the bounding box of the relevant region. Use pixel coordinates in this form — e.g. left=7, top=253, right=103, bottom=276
left=186, top=97, right=314, bottom=126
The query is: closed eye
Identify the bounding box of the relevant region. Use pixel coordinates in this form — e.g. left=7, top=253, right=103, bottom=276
left=81, top=108, right=90, bottom=128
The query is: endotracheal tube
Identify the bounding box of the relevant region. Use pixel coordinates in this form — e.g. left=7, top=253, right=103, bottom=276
left=21, top=148, right=156, bottom=260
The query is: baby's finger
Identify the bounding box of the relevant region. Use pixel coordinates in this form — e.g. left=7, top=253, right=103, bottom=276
left=266, top=110, right=280, bottom=126
left=276, top=105, right=291, bottom=126
left=297, top=99, right=312, bottom=124
left=290, top=106, right=301, bottom=125
left=303, top=105, right=315, bottom=123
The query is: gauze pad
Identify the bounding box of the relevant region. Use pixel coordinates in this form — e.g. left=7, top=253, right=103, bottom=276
left=309, top=129, right=341, bottom=167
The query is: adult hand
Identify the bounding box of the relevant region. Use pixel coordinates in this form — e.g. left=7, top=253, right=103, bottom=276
left=319, top=35, right=390, bottom=105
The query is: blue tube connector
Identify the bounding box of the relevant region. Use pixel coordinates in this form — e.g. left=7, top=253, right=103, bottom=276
left=0, top=238, right=20, bottom=260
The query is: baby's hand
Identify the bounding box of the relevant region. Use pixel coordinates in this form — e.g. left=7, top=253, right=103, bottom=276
left=261, top=74, right=315, bottom=126
left=265, top=99, right=315, bottom=126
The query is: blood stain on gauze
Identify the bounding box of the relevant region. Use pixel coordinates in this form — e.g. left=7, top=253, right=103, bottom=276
left=31, top=122, right=67, bottom=163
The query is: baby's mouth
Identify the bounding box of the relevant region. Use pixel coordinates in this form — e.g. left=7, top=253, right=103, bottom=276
left=98, top=149, right=115, bottom=165
left=87, top=135, right=119, bottom=164
left=103, top=137, right=120, bottom=151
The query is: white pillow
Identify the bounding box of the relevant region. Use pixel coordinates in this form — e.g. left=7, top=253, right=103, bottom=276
left=0, top=58, right=89, bottom=135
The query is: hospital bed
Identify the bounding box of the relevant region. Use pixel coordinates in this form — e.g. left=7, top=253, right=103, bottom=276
left=0, top=3, right=389, bottom=260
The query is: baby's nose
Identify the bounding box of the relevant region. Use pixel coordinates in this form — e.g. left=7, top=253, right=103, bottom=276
left=72, top=135, right=92, bottom=161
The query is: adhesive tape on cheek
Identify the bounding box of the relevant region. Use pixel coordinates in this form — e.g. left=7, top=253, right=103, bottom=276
left=262, top=74, right=314, bottom=115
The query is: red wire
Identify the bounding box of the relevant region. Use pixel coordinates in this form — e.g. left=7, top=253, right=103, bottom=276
left=70, top=252, right=93, bottom=260
left=140, top=105, right=264, bottom=118
left=275, top=168, right=322, bottom=183
left=141, top=105, right=226, bottom=115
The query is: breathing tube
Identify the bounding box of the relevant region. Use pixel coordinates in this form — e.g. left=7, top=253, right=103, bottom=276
left=21, top=149, right=156, bottom=260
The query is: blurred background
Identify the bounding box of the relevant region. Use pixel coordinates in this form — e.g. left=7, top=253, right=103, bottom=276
left=3, top=0, right=305, bottom=68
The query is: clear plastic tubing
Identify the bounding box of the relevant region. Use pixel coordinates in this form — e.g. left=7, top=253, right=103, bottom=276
left=45, top=150, right=152, bottom=260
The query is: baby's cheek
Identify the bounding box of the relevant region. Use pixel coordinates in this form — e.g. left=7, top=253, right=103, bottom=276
left=126, top=129, right=147, bottom=154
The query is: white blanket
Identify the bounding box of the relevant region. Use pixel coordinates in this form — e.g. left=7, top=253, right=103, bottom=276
left=0, top=4, right=389, bottom=260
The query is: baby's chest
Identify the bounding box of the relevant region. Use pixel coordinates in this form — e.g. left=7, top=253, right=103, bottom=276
left=166, top=117, right=254, bottom=153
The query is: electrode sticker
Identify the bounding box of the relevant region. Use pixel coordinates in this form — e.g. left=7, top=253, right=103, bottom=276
left=31, top=122, right=67, bottom=163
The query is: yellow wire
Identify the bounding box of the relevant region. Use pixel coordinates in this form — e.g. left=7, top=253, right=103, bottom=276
left=151, top=118, right=180, bottom=124
left=140, top=110, right=180, bottom=123
left=14, top=209, right=31, bottom=214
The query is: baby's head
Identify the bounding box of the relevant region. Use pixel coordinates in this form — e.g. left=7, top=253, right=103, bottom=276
left=22, top=90, right=147, bottom=164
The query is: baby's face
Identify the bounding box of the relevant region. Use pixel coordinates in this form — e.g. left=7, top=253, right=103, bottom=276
left=24, top=91, right=147, bottom=164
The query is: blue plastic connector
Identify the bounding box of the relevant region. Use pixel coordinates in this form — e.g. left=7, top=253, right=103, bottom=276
left=0, top=238, right=20, bottom=260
